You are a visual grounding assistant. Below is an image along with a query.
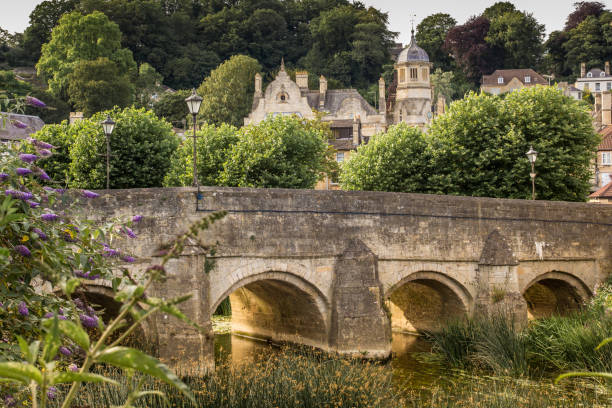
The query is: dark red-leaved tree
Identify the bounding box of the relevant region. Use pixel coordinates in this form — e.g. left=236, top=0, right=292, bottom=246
left=443, top=16, right=502, bottom=85
left=564, top=1, right=606, bottom=30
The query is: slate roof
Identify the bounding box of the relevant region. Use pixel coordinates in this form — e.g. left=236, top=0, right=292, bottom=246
left=482, top=69, right=547, bottom=86
left=600, top=126, right=612, bottom=150
left=589, top=181, right=612, bottom=198
left=397, top=34, right=429, bottom=63
left=303, top=89, right=378, bottom=116
left=580, top=68, right=612, bottom=79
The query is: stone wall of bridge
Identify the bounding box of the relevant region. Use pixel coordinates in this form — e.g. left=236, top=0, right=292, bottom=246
left=82, top=187, right=612, bottom=372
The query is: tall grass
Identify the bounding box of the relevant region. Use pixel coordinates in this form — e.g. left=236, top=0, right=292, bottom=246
left=427, top=284, right=612, bottom=377
left=60, top=349, right=405, bottom=408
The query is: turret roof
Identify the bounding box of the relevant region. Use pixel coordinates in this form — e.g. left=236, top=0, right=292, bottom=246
left=397, top=30, right=429, bottom=63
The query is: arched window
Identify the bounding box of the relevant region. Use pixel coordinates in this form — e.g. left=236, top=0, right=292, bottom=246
left=277, top=92, right=289, bottom=103
left=587, top=72, right=593, bottom=78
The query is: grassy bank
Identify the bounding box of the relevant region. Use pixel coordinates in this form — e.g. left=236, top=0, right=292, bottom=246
left=427, top=284, right=612, bottom=377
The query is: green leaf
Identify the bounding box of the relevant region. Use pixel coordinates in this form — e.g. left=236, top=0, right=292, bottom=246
left=555, top=371, right=612, bottom=384
left=41, top=317, right=61, bottom=363
left=0, top=362, right=43, bottom=385
left=96, top=347, right=194, bottom=403
left=62, top=278, right=81, bottom=296
left=596, top=337, right=612, bottom=350
left=43, top=319, right=90, bottom=350
left=17, top=336, right=39, bottom=364
left=114, top=285, right=145, bottom=302
left=52, top=372, right=119, bottom=386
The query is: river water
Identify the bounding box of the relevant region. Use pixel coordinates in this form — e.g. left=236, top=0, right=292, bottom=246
left=214, top=331, right=443, bottom=386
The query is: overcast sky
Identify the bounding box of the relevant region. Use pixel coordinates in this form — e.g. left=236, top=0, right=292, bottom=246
left=1, top=0, right=585, bottom=44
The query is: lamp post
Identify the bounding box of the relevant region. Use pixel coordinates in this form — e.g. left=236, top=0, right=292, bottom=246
left=185, top=89, right=203, bottom=187
left=100, top=115, right=116, bottom=190
left=526, top=146, right=538, bottom=200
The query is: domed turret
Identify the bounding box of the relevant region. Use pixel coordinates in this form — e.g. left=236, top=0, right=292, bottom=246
left=397, top=32, right=429, bottom=63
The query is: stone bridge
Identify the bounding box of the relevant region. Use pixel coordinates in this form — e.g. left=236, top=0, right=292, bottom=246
left=84, top=187, right=612, bottom=372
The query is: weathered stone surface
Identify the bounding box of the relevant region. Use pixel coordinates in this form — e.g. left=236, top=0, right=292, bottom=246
left=81, top=187, right=612, bottom=372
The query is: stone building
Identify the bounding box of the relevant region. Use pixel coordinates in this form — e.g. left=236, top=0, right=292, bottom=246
left=481, top=69, right=548, bottom=95
left=575, top=62, right=612, bottom=94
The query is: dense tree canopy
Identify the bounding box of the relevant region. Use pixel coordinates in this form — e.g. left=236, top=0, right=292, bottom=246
left=340, top=124, right=432, bottom=193
left=416, top=13, right=457, bottom=72
left=36, top=11, right=136, bottom=98
left=197, top=55, right=261, bottom=127
left=427, top=87, right=599, bottom=201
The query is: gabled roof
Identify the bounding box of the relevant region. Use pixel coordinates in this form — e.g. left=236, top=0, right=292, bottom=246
left=580, top=68, right=612, bottom=80
left=599, top=126, right=612, bottom=151
left=482, top=69, right=547, bottom=86
left=589, top=181, right=612, bottom=198
left=303, top=89, right=378, bottom=116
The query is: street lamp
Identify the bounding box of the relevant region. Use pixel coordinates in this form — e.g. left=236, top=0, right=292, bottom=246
left=100, top=115, right=115, bottom=190
left=185, top=89, right=203, bottom=187
left=526, top=146, right=538, bottom=200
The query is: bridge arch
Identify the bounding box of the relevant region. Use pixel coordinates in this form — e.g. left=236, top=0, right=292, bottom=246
left=385, top=271, right=472, bottom=333
left=522, top=271, right=591, bottom=319
left=210, top=271, right=330, bottom=349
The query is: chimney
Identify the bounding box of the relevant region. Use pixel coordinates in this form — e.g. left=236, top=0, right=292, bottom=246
left=254, top=73, right=262, bottom=98
left=352, top=115, right=361, bottom=146
left=606, top=61, right=610, bottom=76
left=603, top=91, right=612, bottom=126
left=581, top=63, right=586, bottom=78
left=378, top=77, right=386, bottom=114
left=319, top=75, right=327, bottom=110
left=437, top=95, right=446, bottom=116
left=296, top=71, right=309, bottom=89
left=69, top=112, right=84, bottom=125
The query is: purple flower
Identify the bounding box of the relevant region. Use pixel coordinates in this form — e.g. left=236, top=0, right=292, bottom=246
left=102, top=247, right=120, bottom=257
left=58, top=315, right=67, bottom=320
left=132, top=215, right=143, bottom=223
left=12, top=120, right=27, bottom=129
left=30, top=139, right=55, bottom=149
left=0, top=173, right=8, bottom=181
left=5, top=189, right=33, bottom=200
left=82, top=190, right=99, bottom=199
left=74, top=270, right=98, bottom=280
left=123, top=227, right=136, bottom=238
left=38, top=149, right=52, bottom=157
left=14, top=245, right=31, bottom=257
left=44, top=312, right=53, bottom=318
left=74, top=298, right=85, bottom=310
left=37, top=170, right=51, bottom=181
left=47, top=386, right=57, bottom=400
left=41, top=213, right=58, bottom=221
left=59, top=346, right=71, bottom=356
left=4, top=394, right=16, bottom=407
left=18, top=301, right=28, bottom=316
left=26, top=96, right=46, bottom=108
left=69, top=363, right=79, bottom=372
left=19, top=153, right=38, bottom=163
left=16, top=168, right=32, bottom=176
left=32, top=228, right=47, bottom=240
left=79, top=314, right=98, bottom=328
left=121, top=255, right=135, bottom=263
left=27, top=200, right=40, bottom=208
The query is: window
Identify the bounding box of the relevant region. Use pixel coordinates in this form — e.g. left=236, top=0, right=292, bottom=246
left=277, top=92, right=289, bottom=103
left=587, top=72, right=593, bottom=78
left=410, top=68, right=418, bottom=80
left=596, top=83, right=601, bottom=91
left=399, top=68, right=406, bottom=83
left=601, top=72, right=606, bottom=77
left=602, top=172, right=612, bottom=186
left=584, top=83, right=590, bottom=90
left=422, top=68, right=428, bottom=81
left=525, top=76, right=531, bottom=83
left=607, top=82, right=611, bottom=91
left=336, top=152, right=344, bottom=163
left=399, top=109, right=403, bottom=122
left=603, top=152, right=612, bottom=165
left=498, top=77, right=504, bottom=84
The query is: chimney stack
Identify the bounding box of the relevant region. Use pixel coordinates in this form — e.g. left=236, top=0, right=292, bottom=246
left=378, top=77, right=386, bottom=115
left=581, top=63, right=586, bottom=78
left=319, top=75, right=327, bottom=110
left=254, top=73, right=263, bottom=98
left=606, top=61, right=610, bottom=76
left=296, top=71, right=309, bottom=89
left=603, top=91, right=612, bottom=126
left=352, top=115, right=361, bottom=146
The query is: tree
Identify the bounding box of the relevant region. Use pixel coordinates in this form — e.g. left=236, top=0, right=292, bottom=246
left=22, top=0, right=79, bottom=63
left=28, top=122, right=73, bottom=185
left=134, top=63, right=164, bottom=109
left=36, top=11, right=136, bottom=98
left=485, top=10, right=545, bottom=69
left=427, top=87, right=599, bottom=201
left=565, top=1, right=606, bottom=30
left=482, top=1, right=516, bottom=19
left=340, top=124, right=432, bottom=193
left=197, top=55, right=261, bottom=127
left=444, top=16, right=500, bottom=85
left=430, top=69, right=454, bottom=106
left=68, top=107, right=179, bottom=189
left=416, top=13, right=457, bottom=72
left=164, top=123, right=238, bottom=187
left=67, top=57, right=134, bottom=117
left=153, top=89, right=190, bottom=129
left=219, top=116, right=332, bottom=189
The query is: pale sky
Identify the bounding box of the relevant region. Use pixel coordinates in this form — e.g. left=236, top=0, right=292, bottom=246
left=0, top=0, right=598, bottom=44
